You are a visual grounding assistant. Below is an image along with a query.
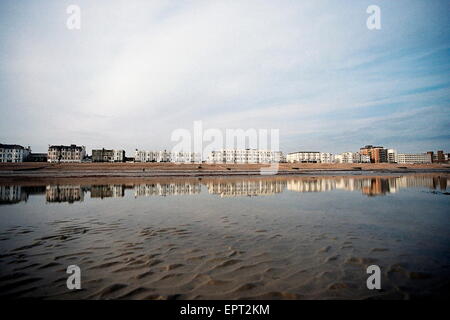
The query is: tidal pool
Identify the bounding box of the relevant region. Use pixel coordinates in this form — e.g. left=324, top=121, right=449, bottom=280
left=0, top=173, right=449, bottom=299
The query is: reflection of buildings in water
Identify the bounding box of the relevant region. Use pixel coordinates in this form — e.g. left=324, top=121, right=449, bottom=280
left=361, top=178, right=392, bottom=196
left=134, top=183, right=201, bottom=197
left=90, top=185, right=125, bottom=198
left=395, top=175, right=448, bottom=191
left=288, top=177, right=397, bottom=196
left=46, top=185, right=84, bottom=203
left=207, top=180, right=287, bottom=197
left=1, top=175, right=448, bottom=204
left=287, top=176, right=448, bottom=196
left=436, top=177, right=448, bottom=190
left=0, top=185, right=28, bottom=204
left=287, top=179, right=335, bottom=192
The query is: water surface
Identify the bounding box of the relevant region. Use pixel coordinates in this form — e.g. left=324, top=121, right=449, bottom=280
left=0, top=173, right=449, bottom=299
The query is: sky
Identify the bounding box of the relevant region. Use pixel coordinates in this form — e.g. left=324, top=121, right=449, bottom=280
left=0, top=0, right=449, bottom=155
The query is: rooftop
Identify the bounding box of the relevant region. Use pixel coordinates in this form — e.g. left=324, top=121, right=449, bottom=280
left=0, top=143, right=27, bottom=150
left=49, top=144, right=84, bottom=150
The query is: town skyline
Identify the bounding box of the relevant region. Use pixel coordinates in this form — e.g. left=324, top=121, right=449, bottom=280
left=1, top=142, right=448, bottom=165
left=1, top=140, right=449, bottom=157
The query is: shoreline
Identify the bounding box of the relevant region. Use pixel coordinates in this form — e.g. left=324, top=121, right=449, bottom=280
left=0, top=172, right=449, bottom=187
left=0, top=162, right=449, bottom=179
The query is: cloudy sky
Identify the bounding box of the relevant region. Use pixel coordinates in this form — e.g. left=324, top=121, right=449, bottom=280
left=0, top=0, right=449, bottom=154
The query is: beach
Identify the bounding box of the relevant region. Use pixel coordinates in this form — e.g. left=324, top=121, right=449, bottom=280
left=0, top=162, right=449, bottom=179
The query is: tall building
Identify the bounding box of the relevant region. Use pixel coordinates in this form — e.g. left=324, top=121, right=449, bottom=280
left=47, top=145, right=86, bottom=163
left=360, top=145, right=388, bottom=163
left=92, top=149, right=125, bottom=162
left=387, top=149, right=397, bottom=163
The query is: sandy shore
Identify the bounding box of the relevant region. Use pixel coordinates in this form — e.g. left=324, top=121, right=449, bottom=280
left=0, top=162, right=449, bottom=178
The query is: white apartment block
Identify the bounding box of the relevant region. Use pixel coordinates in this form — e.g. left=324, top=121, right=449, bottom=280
left=113, top=150, right=125, bottom=162
left=207, top=149, right=283, bottom=164
left=171, top=151, right=201, bottom=163
left=387, top=149, right=397, bottom=163
left=397, top=153, right=432, bottom=164
left=134, top=150, right=200, bottom=163
left=0, top=144, right=31, bottom=163
left=48, top=145, right=86, bottom=163
left=334, top=152, right=370, bottom=163
left=286, top=151, right=321, bottom=163
left=320, top=152, right=334, bottom=163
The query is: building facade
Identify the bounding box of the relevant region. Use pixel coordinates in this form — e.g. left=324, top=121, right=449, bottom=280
left=0, top=144, right=31, bottom=163
left=319, top=152, right=334, bottom=163
left=286, top=151, right=321, bottom=163
left=26, top=153, right=48, bottom=162
left=171, top=151, right=201, bottom=163
left=134, top=150, right=198, bottom=163
left=208, top=149, right=283, bottom=164
left=360, top=145, right=388, bottom=163
left=387, top=149, right=397, bottom=163
left=397, top=153, right=432, bottom=164
left=92, top=149, right=125, bottom=162
left=427, top=150, right=449, bottom=163
left=334, top=152, right=370, bottom=164
left=47, top=145, right=86, bottom=163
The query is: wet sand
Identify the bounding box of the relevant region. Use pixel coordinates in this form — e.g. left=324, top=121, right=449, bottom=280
left=0, top=174, right=449, bottom=299
left=0, top=162, right=449, bottom=178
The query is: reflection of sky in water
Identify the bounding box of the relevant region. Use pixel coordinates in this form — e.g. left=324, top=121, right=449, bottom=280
left=0, top=174, right=449, bottom=299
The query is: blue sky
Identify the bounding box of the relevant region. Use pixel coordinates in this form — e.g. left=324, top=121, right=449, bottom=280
left=0, top=0, right=449, bottom=154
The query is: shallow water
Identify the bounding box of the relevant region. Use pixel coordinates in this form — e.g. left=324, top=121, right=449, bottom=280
left=0, top=173, right=449, bottom=299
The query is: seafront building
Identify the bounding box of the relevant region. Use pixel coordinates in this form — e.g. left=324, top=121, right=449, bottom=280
left=387, top=149, right=398, bottom=163
left=334, top=152, right=370, bottom=164
left=286, top=151, right=321, bottom=163
left=92, top=148, right=125, bottom=162
left=0, top=144, right=31, bottom=163
left=27, top=153, right=48, bottom=162
left=286, top=151, right=369, bottom=164
left=359, top=145, right=388, bottom=163
left=47, top=145, right=86, bottom=163
left=319, top=152, right=334, bottom=163
left=207, top=149, right=283, bottom=164
left=396, top=153, right=432, bottom=164
left=134, top=150, right=200, bottom=163
left=171, top=151, right=202, bottom=163
left=428, top=150, right=448, bottom=163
